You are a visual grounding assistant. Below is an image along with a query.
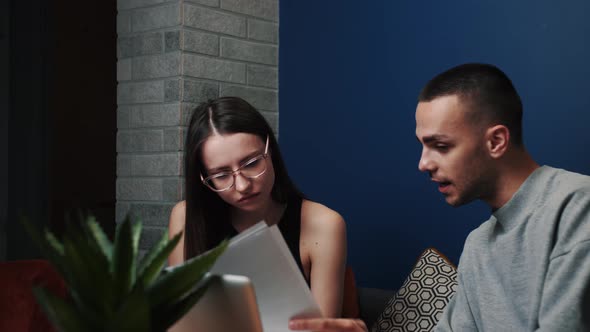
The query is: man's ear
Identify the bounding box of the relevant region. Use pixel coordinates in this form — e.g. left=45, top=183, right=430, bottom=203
left=485, top=125, right=509, bottom=158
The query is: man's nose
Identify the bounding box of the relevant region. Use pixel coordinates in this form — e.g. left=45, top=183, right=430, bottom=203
left=418, top=149, right=435, bottom=173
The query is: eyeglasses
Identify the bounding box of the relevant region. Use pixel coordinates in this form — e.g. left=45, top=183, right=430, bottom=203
left=200, top=136, right=269, bottom=192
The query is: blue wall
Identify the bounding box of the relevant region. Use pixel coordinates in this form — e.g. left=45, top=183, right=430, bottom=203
left=279, top=1, right=590, bottom=289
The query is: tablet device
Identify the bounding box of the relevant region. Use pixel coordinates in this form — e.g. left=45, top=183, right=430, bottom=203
left=168, top=274, right=263, bottom=332
left=208, top=222, right=321, bottom=331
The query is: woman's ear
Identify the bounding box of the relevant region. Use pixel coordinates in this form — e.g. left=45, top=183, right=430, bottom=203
left=485, top=125, right=510, bottom=158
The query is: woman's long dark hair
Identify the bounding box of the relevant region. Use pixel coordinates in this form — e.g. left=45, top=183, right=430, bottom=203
left=184, top=96, right=303, bottom=258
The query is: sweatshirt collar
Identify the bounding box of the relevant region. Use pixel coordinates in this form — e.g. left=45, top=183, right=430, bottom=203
left=492, top=165, right=551, bottom=227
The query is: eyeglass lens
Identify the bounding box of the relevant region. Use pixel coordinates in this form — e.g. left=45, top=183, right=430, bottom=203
left=205, top=155, right=266, bottom=191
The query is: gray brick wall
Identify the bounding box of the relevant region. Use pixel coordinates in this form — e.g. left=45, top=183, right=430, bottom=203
left=116, top=0, right=279, bottom=252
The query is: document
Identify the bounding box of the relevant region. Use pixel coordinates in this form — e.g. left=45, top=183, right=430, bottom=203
left=209, top=221, right=322, bottom=332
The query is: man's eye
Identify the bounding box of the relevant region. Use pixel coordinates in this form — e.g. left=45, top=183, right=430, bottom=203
left=435, top=144, right=449, bottom=151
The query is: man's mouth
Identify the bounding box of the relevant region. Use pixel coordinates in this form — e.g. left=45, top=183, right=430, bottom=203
left=437, top=181, right=451, bottom=193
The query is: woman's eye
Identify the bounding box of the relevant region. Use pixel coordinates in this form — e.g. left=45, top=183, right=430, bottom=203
left=214, top=173, right=231, bottom=180
left=243, top=159, right=260, bottom=169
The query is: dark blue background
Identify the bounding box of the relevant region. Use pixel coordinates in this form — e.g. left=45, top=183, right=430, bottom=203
left=279, top=1, right=590, bottom=289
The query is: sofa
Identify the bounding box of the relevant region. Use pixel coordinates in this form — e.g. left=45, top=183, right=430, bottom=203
left=358, top=286, right=398, bottom=327
left=2, top=249, right=456, bottom=332
left=0, top=259, right=67, bottom=332
left=350, top=248, right=458, bottom=332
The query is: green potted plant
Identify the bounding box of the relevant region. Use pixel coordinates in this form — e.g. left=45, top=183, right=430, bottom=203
left=23, top=214, right=227, bottom=332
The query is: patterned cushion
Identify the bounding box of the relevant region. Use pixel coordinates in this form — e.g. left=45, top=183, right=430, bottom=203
left=371, top=248, right=458, bottom=332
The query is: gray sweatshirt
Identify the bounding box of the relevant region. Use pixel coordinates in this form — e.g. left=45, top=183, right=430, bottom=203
left=435, top=166, right=590, bottom=331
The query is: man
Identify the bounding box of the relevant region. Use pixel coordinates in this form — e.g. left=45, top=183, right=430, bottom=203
left=289, top=63, right=590, bottom=331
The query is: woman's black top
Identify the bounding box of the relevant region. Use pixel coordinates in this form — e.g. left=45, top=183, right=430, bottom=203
left=229, top=195, right=307, bottom=282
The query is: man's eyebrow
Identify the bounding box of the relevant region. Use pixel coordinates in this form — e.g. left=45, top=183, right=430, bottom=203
left=419, top=134, right=450, bottom=144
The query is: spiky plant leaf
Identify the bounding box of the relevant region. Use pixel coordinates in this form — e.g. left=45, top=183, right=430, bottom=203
left=32, top=287, right=89, bottom=332
left=148, top=240, right=228, bottom=311
left=85, top=216, right=113, bottom=261
left=63, top=218, right=114, bottom=303
left=20, top=217, right=65, bottom=273
left=138, top=231, right=181, bottom=287
left=21, top=218, right=91, bottom=317
left=112, top=215, right=137, bottom=298
left=24, top=213, right=227, bottom=331
left=60, top=235, right=112, bottom=323
left=45, top=231, right=65, bottom=256
left=108, top=282, right=151, bottom=332
left=65, top=218, right=112, bottom=279
left=131, top=218, right=142, bottom=264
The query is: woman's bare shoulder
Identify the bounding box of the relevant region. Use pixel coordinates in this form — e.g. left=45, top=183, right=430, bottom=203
left=169, top=201, right=187, bottom=233
left=168, top=201, right=187, bottom=265
left=301, top=199, right=345, bottom=232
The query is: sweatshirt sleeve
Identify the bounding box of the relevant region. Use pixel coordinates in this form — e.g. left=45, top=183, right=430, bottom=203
left=536, top=189, right=590, bottom=331
left=434, top=253, right=478, bottom=332
left=535, top=240, right=590, bottom=331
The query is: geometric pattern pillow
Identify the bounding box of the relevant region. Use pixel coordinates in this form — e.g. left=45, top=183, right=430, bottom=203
left=370, top=248, right=458, bottom=332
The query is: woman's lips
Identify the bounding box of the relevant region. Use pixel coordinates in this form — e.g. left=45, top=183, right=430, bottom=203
left=238, top=193, right=259, bottom=203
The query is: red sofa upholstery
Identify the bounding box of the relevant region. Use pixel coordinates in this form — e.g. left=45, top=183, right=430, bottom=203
left=342, top=265, right=360, bottom=319
left=0, top=260, right=67, bottom=332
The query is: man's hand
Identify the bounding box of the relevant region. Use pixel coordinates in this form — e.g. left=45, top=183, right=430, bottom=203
left=289, top=318, right=368, bottom=332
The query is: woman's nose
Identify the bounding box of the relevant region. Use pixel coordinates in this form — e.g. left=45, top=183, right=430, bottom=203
left=234, top=172, right=252, bottom=192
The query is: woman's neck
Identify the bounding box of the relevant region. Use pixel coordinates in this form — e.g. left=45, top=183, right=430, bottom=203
left=231, top=199, right=286, bottom=233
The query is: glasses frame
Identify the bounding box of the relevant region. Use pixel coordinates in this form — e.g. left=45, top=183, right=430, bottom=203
left=200, top=135, right=270, bottom=192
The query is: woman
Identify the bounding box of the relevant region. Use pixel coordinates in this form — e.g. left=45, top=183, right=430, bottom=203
left=168, top=96, right=347, bottom=318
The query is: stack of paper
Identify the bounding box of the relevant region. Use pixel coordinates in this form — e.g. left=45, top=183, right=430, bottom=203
left=209, top=221, right=322, bottom=332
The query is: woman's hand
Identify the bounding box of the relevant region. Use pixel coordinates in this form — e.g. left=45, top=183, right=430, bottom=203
left=289, top=318, right=368, bottom=332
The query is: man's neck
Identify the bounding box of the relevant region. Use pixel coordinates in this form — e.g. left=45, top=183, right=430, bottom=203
left=487, top=149, right=539, bottom=210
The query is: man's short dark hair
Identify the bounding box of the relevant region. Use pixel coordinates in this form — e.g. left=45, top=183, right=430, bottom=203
left=418, top=63, right=524, bottom=146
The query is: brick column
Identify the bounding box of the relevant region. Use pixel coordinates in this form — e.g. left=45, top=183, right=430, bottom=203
left=116, top=0, right=279, bottom=252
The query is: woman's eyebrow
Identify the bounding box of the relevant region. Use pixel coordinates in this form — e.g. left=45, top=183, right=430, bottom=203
left=207, top=148, right=264, bottom=173
left=206, top=165, right=230, bottom=174
left=239, top=149, right=264, bottom=164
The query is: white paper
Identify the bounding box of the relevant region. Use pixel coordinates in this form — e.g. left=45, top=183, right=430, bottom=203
left=209, top=221, right=322, bottom=332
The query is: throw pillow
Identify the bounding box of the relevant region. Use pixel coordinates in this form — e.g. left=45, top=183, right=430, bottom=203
left=371, top=248, right=457, bottom=332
